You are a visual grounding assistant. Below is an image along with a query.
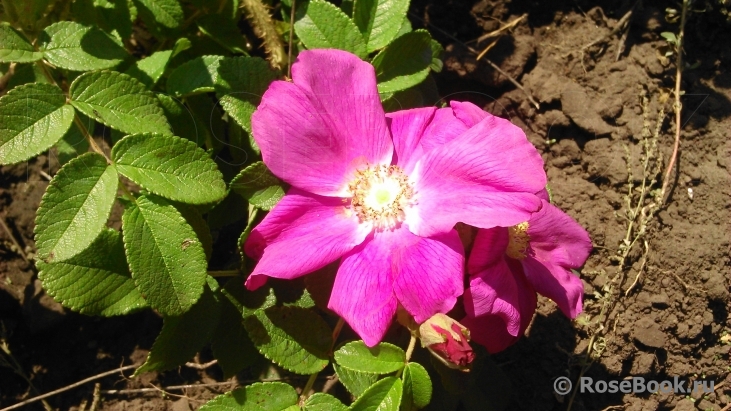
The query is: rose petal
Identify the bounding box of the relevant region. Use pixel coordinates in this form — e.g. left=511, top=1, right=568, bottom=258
left=391, top=227, right=464, bottom=323
left=419, top=107, right=470, bottom=153
left=244, top=188, right=368, bottom=289
left=386, top=107, right=436, bottom=174
left=328, top=230, right=400, bottom=346
left=528, top=200, right=592, bottom=269
left=467, top=227, right=509, bottom=277
left=407, top=114, right=545, bottom=237
left=463, top=261, right=537, bottom=353
left=521, top=257, right=584, bottom=318
left=450, top=101, right=489, bottom=127
left=252, top=50, right=392, bottom=196
left=463, top=260, right=523, bottom=336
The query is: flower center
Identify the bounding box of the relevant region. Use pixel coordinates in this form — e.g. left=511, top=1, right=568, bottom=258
left=506, top=222, right=530, bottom=260
left=349, top=165, right=413, bottom=230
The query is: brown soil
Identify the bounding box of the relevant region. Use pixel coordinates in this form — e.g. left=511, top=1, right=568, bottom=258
left=1, top=1, right=729, bottom=410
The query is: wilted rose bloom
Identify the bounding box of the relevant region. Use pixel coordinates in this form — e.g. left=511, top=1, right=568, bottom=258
left=245, top=49, right=547, bottom=346
left=462, top=191, right=592, bottom=353
left=419, top=313, right=475, bottom=371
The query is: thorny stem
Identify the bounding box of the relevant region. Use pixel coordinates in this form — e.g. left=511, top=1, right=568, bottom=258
left=330, top=317, right=345, bottom=354
left=287, top=0, right=296, bottom=79
left=660, top=0, right=689, bottom=204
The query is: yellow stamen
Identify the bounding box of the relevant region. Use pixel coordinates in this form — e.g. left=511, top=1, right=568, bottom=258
left=506, top=222, right=530, bottom=260
left=348, top=165, right=414, bottom=230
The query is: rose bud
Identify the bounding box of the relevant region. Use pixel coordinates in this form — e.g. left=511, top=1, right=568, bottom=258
left=419, top=313, right=475, bottom=371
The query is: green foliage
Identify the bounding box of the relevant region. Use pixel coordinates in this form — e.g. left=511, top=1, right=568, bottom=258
left=350, top=377, right=403, bottom=411
left=244, top=306, right=332, bottom=374
left=200, top=382, right=298, bottom=411
left=0, top=83, right=74, bottom=165
left=38, top=21, right=128, bottom=71
left=401, top=363, right=432, bottom=411
left=334, top=340, right=406, bottom=374
left=112, top=133, right=227, bottom=204
left=230, top=162, right=285, bottom=210
left=0, top=23, right=43, bottom=62
left=7, top=2, right=450, bottom=407
left=133, top=0, right=184, bottom=33
left=35, top=153, right=118, bottom=262
left=69, top=71, right=171, bottom=135
left=353, top=0, right=410, bottom=53
left=135, top=281, right=220, bottom=374
left=37, top=229, right=147, bottom=316
left=294, top=0, right=368, bottom=59
left=167, top=55, right=224, bottom=96
left=334, top=362, right=379, bottom=397
left=304, top=393, right=348, bottom=411
left=197, top=14, right=249, bottom=54
left=372, top=30, right=432, bottom=93
left=122, top=194, right=208, bottom=316
left=215, top=56, right=278, bottom=133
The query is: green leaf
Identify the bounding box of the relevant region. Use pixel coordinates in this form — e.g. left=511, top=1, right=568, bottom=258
left=133, top=0, right=184, bottom=32
left=211, top=279, right=260, bottom=378
left=112, top=133, right=227, bottom=204
left=167, top=55, right=224, bottom=97
left=429, top=40, right=443, bottom=73
left=230, top=162, right=285, bottom=211
left=38, top=21, right=128, bottom=71
left=55, top=119, right=90, bottom=165
left=294, top=0, right=367, bottom=59
left=372, top=30, right=432, bottom=94
left=70, top=71, right=172, bottom=135
left=174, top=203, right=213, bottom=261
left=0, top=83, right=75, bottom=165
left=122, top=194, right=208, bottom=316
left=401, top=363, right=432, bottom=411
left=37, top=228, right=147, bottom=316
left=394, top=17, right=412, bottom=39
left=215, top=56, right=277, bottom=133
left=35, top=152, right=118, bottom=262
left=243, top=306, right=331, bottom=375
left=304, top=393, right=347, bottom=411
left=350, top=377, right=403, bottom=411
left=353, top=0, right=410, bottom=53
left=334, top=341, right=405, bottom=374
left=199, top=382, right=298, bottom=411
left=156, top=94, right=203, bottom=146
left=334, top=363, right=378, bottom=398
left=197, top=14, right=248, bottom=54
left=135, top=281, right=220, bottom=374
left=0, top=23, right=43, bottom=62
left=125, top=49, right=173, bottom=88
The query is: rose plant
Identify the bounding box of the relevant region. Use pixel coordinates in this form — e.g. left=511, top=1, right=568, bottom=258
left=0, top=0, right=590, bottom=409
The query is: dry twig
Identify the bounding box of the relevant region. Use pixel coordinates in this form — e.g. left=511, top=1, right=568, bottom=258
left=408, top=12, right=540, bottom=109
left=0, top=364, right=138, bottom=411
left=0, top=215, right=27, bottom=261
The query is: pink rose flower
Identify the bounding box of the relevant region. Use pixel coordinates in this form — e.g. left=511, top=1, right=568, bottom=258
left=462, top=193, right=592, bottom=353
left=245, top=49, right=546, bottom=346
left=419, top=313, right=475, bottom=371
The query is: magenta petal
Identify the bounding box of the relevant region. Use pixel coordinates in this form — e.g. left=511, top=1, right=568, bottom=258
left=461, top=313, right=518, bottom=354
left=450, top=101, right=489, bottom=127
left=463, top=261, right=523, bottom=336
left=463, top=260, right=537, bottom=353
left=521, top=200, right=592, bottom=318
left=467, top=227, right=509, bottom=277
left=386, top=107, right=436, bottom=173
left=244, top=188, right=368, bottom=289
left=419, top=107, right=470, bottom=153
left=252, top=50, right=392, bottom=196
left=328, top=231, right=400, bottom=346
left=407, top=114, right=545, bottom=237
left=392, top=228, right=464, bottom=323
left=528, top=200, right=592, bottom=269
